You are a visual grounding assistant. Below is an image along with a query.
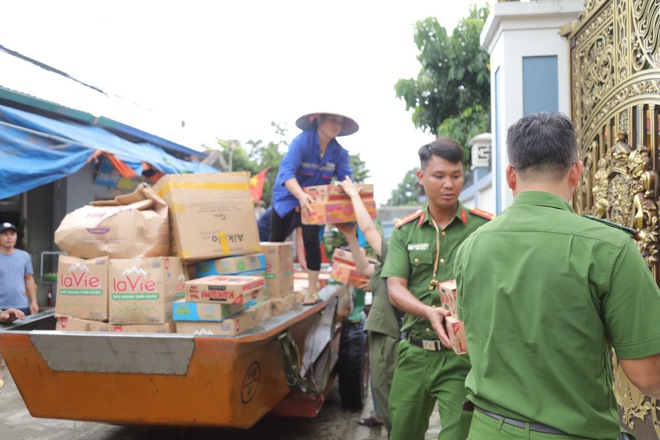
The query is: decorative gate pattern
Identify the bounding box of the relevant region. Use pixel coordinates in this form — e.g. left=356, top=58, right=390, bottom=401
left=568, top=0, right=660, bottom=438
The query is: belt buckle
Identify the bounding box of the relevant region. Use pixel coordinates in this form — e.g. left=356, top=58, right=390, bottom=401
left=422, top=340, right=440, bottom=351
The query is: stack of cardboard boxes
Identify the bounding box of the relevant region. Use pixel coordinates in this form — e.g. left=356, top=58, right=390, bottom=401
left=438, top=280, right=468, bottom=354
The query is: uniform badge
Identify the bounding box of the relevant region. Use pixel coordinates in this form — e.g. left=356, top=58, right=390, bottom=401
left=407, top=243, right=430, bottom=251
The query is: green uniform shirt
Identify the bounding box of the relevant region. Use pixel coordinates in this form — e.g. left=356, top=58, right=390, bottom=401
left=364, top=240, right=400, bottom=339
left=454, top=191, right=660, bottom=439
left=382, top=202, right=490, bottom=340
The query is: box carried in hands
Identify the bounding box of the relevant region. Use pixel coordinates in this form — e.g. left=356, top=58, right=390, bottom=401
left=438, top=280, right=457, bottom=317
left=445, top=316, right=468, bottom=354
left=54, top=183, right=169, bottom=258
left=55, top=255, right=109, bottom=321
left=301, top=183, right=377, bottom=225
left=330, top=248, right=372, bottom=288
left=152, top=173, right=261, bottom=261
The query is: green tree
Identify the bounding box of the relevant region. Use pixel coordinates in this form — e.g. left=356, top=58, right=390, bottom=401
left=386, top=168, right=421, bottom=206
left=394, top=4, right=491, bottom=162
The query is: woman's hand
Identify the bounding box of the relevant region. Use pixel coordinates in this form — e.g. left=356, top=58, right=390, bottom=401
left=337, top=176, right=360, bottom=199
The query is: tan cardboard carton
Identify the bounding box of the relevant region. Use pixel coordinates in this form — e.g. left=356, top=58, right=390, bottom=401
left=185, top=275, right=265, bottom=305
left=438, top=280, right=457, bottom=317
left=176, top=302, right=267, bottom=336
left=109, top=322, right=176, bottom=333
left=109, top=257, right=186, bottom=324
left=172, top=295, right=266, bottom=322
left=195, top=253, right=266, bottom=277
left=56, top=316, right=110, bottom=332
left=269, top=293, right=297, bottom=317
left=54, top=183, right=169, bottom=258
left=301, top=183, right=377, bottom=225
left=152, top=173, right=261, bottom=261
left=445, top=316, right=468, bottom=354
left=330, top=248, right=373, bottom=288
left=260, top=242, right=293, bottom=298
left=55, top=255, right=109, bottom=321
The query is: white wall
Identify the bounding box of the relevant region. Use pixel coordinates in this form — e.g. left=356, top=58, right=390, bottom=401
left=481, top=0, right=584, bottom=213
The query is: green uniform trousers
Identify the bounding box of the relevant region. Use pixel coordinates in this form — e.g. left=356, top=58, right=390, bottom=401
left=468, top=410, right=637, bottom=440
left=389, top=339, right=472, bottom=440
left=368, top=331, right=400, bottom=434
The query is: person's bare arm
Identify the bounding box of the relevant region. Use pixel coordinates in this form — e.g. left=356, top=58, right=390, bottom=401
left=387, top=276, right=450, bottom=347
left=336, top=223, right=375, bottom=277
left=284, top=178, right=315, bottom=215
left=0, top=308, right=26, bottom=324
left=338, top=177, right=381, bottom=257
left=620, top=353, right=660, bottom=398
left=25, top=273, right=38, bottom=315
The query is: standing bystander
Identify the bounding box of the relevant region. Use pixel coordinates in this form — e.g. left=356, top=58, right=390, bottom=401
left=381, top=139, right=493, bottom=440
left=454, top=112, right=660, bottom=439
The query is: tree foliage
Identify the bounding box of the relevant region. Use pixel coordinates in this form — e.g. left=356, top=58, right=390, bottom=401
left=394, top=4, right=491, bottom=158
left=386, top=167, right=421, bottom=206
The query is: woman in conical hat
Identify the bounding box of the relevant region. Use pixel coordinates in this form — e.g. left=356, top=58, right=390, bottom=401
left=270, top=111, right=359, bottom=305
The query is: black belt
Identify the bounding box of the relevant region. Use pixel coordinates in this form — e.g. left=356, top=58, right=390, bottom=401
left=408, top=336, right=442, bottom=351
left=474, top=406, right=566, bottom=435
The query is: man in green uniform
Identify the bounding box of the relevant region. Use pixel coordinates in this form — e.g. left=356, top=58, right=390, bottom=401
left=337, top=177, right=402, bottom=435
left=454, top=112, right=660, bottom=440
left=382, top=138, right=492, bottom=440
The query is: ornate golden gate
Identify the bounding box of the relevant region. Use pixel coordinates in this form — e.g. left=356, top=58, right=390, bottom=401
left=568, top=0, right=660, bottom=438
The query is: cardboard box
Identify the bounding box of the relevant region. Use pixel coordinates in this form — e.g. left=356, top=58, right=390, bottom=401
left=54, top=183, right=169, bottom=258
left=172, top=298, right=262, bottom=322
left=185, top=275, right=265, bottom=305
left=195, top=253, right=266, bottom=277
left=446, top=316, right=468, bottom=354
left=176, top=302, right=267, bottom=336
left=260, top=242, right=293, bottom=298
left=55, top=255, right=109, bottom=321
left=109, top=257, right=186, bottom=324
left=330, top=248, right=372, bottom=288
left=269, top=294, right=297, bottom=317
left=152, top=173, right=261, bottom=261
left=110, top=322, right=176, bottom=333
left=56, top=316, right=110, bottom=332
left=438, top=280, right=457, bottom=317
left=301, top=184, right=377, bottom=225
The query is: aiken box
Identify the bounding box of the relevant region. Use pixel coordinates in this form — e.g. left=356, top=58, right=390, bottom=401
left=55, top=255, right=109, bottom=321
left=445, top=316, right=468, bottom=354
left=109, top=257, right=186, bottom=325
left=260, top=242, right=293, bottom=298
left=330, top=248, right=372, bottom=288
left=438, top=280, right=457, bottom=317
left=185, top=275, right=265, bottom=305
left=195, top=253, right=266, bottom=278
left=301, top=183, right=377, bottom=225
left=175, top=302, right=268, bottom=336
left=152, top=173, right=261, bottom=261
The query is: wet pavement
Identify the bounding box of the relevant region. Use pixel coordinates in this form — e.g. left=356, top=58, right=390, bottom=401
left=0, top=363, right=442, bottom=440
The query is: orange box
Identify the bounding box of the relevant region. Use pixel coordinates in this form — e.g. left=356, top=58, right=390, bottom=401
left=330, top=248, right=371, bottom=288
left=185, top=275, right=265, bottom=305
left=301, top=184, right=376, bottom=225
left=445, top=316, right=468, bottom=354
left=438, top=279, right=457, bottom=317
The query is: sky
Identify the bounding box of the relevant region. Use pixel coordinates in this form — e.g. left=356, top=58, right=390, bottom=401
left=0, top=0, right=491, bottom=205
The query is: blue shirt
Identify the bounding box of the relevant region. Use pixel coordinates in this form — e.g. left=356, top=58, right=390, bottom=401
left=0, top=249, right=33, bottom=309
left=272, top=130, right=352, bottom=217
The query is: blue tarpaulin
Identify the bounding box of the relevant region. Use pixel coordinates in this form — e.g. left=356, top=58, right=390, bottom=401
left=0, top=105, right=219, bottom=199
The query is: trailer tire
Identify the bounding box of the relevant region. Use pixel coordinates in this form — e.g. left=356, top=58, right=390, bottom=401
left=337, top=316, right=367, bottom=409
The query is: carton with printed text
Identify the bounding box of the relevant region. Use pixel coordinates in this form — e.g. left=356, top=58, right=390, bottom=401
left=260, top=242, right=293, bottom=298
left=55, top=255, right=109, bottom=321
left=185, top=275, right=265, bottom=305
left=301, top=183, right=377, bottom=225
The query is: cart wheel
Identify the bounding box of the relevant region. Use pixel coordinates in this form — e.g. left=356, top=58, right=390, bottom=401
left=337, top=316, right=368, bottom=409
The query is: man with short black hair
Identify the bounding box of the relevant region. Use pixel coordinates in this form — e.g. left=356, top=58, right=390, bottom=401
left=0, top=222, right=38, bottom=316
left=455, top=112, right=660, bottom=439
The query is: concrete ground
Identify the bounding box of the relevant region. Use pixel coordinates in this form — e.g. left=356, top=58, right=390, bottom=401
left=0, top=363, right=442, bottom=440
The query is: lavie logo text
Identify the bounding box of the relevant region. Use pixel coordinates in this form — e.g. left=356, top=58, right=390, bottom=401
left=113, top=276, right=156, bottom=292
left=61, top=272, right=101, bottom=288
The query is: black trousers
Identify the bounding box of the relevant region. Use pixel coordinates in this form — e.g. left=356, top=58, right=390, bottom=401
left=269, top=208, right=322, bottom=271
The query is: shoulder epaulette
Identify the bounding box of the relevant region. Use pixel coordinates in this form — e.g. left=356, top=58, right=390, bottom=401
left=395, top=210, right=424, bottom=228
left=582, top=214, right=640, bottom=240
left=470, top=207, right=495, bottom=221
